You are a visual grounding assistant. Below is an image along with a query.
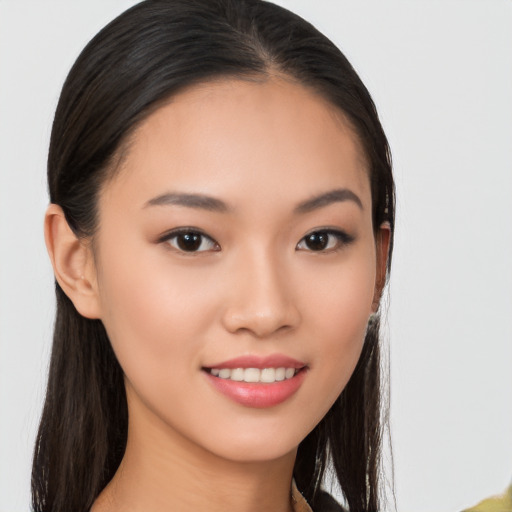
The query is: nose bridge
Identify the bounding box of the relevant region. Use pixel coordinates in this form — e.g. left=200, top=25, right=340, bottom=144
left=222, top=243, right=299, bottom=337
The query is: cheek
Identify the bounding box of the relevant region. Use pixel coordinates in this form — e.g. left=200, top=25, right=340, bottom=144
left=95, top=239, right=221, bottom=375
left=301, top=253, right=376, bottom=394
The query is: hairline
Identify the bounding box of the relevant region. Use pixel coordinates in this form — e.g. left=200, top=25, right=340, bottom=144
left=102, top=70, right=371, bottom=196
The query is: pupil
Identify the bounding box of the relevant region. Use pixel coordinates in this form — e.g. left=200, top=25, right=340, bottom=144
left=177, top=233, right=201, bottom=251
left=306, top=232, right=328, bottom=251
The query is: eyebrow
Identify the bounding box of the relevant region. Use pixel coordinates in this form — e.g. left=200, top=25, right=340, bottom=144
left=294, top=188, right=363, bottom=213
left=144, top=192, right=229, bottom=212
left=144, top=187, right=363, bottom=214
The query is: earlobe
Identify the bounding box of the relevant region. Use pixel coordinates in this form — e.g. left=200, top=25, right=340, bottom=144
left=44, top=204, right=101, bottom=319
left=372, top=222, right=391, bottom=313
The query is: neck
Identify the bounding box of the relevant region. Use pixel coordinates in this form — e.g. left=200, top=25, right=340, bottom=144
left=92, top=396, right=297, bottom=512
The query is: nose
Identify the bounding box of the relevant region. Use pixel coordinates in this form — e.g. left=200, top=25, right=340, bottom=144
left=221, top=249, right=301, bottom=338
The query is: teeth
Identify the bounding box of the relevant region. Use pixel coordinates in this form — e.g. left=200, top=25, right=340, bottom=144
left=230, top=368, right=245, bottom=381
left=210, top=367, right=299, bottom=383
left=275, top=367, right=285, bottom=381
left=218, top=368, right=231, bottom=379
left=244, top=368, right=260, bottom=382
left=285, top=368, right=295, bottom=379
left=260, top=368, right=275, bottom=383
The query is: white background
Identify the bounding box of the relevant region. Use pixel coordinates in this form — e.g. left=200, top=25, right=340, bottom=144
left=1, top=1, right=511, bottom=511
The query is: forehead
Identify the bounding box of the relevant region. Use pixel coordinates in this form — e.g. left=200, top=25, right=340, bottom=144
left=102, top=77, right=371, bottom=212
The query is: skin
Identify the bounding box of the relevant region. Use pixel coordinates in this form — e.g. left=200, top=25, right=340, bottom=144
left=45, top=77, right=390, bottom=512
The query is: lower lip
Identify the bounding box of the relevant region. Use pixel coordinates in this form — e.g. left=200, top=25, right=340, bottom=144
left=203, top=369, right=307, bottom=408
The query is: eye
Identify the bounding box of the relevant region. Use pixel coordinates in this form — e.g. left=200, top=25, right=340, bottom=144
left=296, top=229, right=354, bottom=252
left=160, top=229, right=220, bottom=253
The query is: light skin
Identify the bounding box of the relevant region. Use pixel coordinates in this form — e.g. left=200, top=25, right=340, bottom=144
left=45, top=77, right=390, bottom=512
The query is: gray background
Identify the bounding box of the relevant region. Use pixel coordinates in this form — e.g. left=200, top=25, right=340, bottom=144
left=1, top=1, right=511, bottom=510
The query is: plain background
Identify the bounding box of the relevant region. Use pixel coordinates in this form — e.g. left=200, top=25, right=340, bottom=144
left=1, top=1, right=511, bottom=511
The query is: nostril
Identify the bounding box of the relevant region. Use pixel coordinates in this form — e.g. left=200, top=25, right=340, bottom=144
left=221, top=302, right=300, bottom=338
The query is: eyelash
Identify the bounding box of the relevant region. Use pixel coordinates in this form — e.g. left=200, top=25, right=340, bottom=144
left=158, top=228, right=354, bottom=254
left=159, top=228, right=220, bottom=253
left=296, top=229, right=355, bottom=252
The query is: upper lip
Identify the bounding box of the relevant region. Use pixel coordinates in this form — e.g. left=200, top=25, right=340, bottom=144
left=204, top=354, right=307, bottom=370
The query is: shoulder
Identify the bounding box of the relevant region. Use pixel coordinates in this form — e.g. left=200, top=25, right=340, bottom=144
left=461, top=482, right=512, bottom=512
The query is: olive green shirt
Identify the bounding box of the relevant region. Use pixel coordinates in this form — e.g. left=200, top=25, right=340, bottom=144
left=462, top=483, right=512, bottom=512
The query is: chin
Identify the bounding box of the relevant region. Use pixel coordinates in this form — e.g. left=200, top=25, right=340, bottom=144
left=195, top=417, right=314, bottom=464
left=209, top=438, right=299, bottom=464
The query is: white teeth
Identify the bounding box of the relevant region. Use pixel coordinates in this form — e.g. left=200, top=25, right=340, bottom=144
left=230, top=368, right=245, bottom=381
left=260, top=368, right=276, bottom=383
left=285, top=368, right=295, bottom=379
left=275, top=367, right=286, bottom=381
left=208, top=366, right=299, bottom=383
left=218, top=368, right=231, bottom=379
left=244, top=368, right=260, bottom=382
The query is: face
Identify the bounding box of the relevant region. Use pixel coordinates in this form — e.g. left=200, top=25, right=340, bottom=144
left=91, top=77, right=385, bottom=463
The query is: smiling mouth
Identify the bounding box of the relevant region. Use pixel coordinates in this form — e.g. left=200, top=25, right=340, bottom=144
left=202, top=363, right=308, bottom=407
left=204, top=367, right=303, bottom=384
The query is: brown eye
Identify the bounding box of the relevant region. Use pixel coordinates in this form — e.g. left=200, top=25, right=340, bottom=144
left=296, top=230, right=354, bottom=252
left=304, top=232, right=329, bottom=251
left=164, top=230, right=219, bottom=252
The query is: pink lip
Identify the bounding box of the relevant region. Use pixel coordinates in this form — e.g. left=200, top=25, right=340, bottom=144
left=204, top=369, right=307, bottom=408
left=204, top=354, right=306, bottom=370
left=202, top=353, right=308, bottom=408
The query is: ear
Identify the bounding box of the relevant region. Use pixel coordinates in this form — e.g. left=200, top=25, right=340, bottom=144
left=44, top=204, right=101, bottom=319
left=372, top=222, right=391, bottom=313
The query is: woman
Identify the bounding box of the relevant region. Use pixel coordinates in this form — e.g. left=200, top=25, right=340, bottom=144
left=33, top=1, right=395, bottom=511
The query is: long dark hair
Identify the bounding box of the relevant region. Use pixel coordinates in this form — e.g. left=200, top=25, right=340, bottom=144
left=33, top=1, right=395, bottom=511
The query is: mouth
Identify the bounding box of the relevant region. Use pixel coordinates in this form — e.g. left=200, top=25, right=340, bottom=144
left=202, top=355, right=308, bottom=408
left=204, top=366, right=302, bottom=383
